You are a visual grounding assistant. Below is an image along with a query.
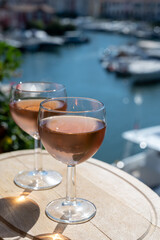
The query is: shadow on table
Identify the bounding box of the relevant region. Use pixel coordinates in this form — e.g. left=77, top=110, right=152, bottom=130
left=0, top=190, right=40, bottom=238
left=34, top=221, right=71, bottom=240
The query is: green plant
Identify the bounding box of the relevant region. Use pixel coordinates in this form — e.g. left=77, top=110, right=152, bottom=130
left=26, top=20, right=45, bottom=30
left=0, top=91, right=33, bottom=152
left=26, top=19, right=76, bottom=36
left=0, top=42, right=21, bottom=81
left=0, top=42, right=33, bottom=153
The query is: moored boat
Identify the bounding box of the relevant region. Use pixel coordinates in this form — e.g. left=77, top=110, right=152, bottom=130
left=128, top=59, right=160, bottom=83
left=64, top=31, right=89, bottom=44
left=114, top=125, right=160, bottom=195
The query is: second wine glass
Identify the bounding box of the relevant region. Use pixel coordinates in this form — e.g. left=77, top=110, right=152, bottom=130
left=10, top=82, right=67, bottom=190
left=39, top=97, right=106, bottom=224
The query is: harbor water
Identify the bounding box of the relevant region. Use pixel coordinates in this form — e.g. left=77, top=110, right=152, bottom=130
left=6, top=31, right=160, bottom=164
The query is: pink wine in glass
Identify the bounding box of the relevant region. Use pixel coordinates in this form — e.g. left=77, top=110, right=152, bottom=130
left=39, top=115, right=106, bottom=165
left=10, top=99, right=66, bottom=138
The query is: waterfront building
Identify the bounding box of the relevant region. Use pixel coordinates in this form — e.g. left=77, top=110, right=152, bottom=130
left=47, top=0, right=160, bottom=21
left=44, top=0, right=102, bottom=17
left=0, top=0, right=54, bottom=29
left=101, top=0, right=160, bottom=21
left=0, top=0, right=160, bottom=27
left=48, top=0, right=66, bottom=15
left=87, top=0, right=102, bottom=17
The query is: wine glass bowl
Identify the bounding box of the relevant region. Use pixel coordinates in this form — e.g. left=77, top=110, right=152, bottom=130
left=10, top=82, right=67, bottom=190
left=39, top=97, right=106, bottom=223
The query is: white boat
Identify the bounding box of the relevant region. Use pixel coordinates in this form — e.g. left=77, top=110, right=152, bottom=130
left=1, top=30, right=64, bottom=51
left=33, top=30, right=64, bottom=47
left=100, top=44, right=147, bottom=76
left=113, top=59, right=160, bottom=82
left=137, top=40, right=160, bottom=50
left=64, top=31, right=89, bottom=44
left=100, top=41, right=160, bottom=82
left=114, top=126, right=160, bottom=195
left=128, top=59, right=160, bottom=83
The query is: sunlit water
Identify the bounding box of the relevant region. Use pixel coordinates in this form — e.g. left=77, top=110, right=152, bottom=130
left=7, top=32, right=160, bottom=164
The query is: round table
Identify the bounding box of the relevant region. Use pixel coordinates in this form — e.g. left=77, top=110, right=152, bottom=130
left=0, top=150, right=160, bottom=240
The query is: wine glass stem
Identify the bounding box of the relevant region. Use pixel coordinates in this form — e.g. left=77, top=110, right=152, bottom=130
left=34, top=138, right=43, bottom=172
left=66, top=165, right=76, bottom=202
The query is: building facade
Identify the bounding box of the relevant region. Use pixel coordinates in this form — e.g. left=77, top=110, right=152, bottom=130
left=101, top=0, right=160, bottom=21
left=0, top=0, right=160, bottom=29
left=48, top=0, right=101, bottom=17
left=49, top=0, right=160, bottom=21
left=0, top=0, right=54, bottom=29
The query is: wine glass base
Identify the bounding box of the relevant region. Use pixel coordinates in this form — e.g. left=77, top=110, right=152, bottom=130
left=14, top=170, right=62, bottom=190
left=45, top=198, right=96, bottom=224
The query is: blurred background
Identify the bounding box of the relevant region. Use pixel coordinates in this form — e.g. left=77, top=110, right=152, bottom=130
left=0, top=0, right=160, bottom=170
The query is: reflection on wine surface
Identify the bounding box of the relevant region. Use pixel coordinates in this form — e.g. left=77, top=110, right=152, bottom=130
left=39, top=116, right=106, bottom=165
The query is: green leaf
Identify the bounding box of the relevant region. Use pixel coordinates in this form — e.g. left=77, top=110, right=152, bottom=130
left=0, top=42, right=22, bottom=82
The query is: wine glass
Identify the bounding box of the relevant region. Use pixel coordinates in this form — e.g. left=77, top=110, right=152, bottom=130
left=10, top=82, right=67, bottom=190
left=38, top=97, right=106, bottom=224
